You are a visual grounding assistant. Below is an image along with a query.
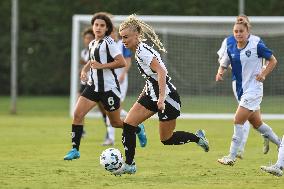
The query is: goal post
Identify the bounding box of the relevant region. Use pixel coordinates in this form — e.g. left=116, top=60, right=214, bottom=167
left=70, top=15, right=284, bottom=119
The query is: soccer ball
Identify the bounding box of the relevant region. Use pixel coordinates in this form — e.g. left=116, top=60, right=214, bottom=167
left=100, top=148, right=124, bottom=173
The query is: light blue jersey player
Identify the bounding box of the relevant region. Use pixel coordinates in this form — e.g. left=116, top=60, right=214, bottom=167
left=217, top=33, right=270, bottom=158
left=216, top=16, right=280, bottom=166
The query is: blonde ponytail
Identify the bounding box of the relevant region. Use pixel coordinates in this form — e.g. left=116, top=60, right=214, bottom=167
left=119, top=14, right=167, bottom=53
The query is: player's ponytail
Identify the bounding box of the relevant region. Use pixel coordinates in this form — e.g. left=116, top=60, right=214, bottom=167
left=235, top=15, right=251, bottom=31
left=119, top=14, right=167, bottom=53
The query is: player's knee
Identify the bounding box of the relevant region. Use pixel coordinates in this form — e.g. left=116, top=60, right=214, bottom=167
left=109, top=119, right=123, bottom=128
left=250, top=120, right=263, bottom=129
left=73, top=112, right=84, bottom=123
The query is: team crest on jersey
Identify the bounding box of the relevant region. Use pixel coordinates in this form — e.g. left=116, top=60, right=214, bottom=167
left=245, top=50, right=251, bottom=57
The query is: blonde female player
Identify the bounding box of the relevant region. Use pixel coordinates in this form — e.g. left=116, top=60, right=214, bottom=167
left=216, top=16, right=281, bottom=166
left=113, top=14, right=210, bottom=175
left=217, top=15, right=270, bottom=159
left=64, top=13, right=146, bottom=160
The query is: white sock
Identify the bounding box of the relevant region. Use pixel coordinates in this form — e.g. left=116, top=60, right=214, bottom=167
left=229, top=124, right=244, bottom=158
left=238, top=121, right=250, bottom=153
left=276, top=135, right=284, bottom=169
left=106, top=117, right=115, bottom=141
left=256, top=123, right=280, bottom=147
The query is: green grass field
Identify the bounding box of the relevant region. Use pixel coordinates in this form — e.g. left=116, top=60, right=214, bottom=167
left=0, top=96, right=283, bottom=189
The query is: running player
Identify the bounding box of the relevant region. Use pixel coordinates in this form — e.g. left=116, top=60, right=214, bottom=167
left=64, top=13, right=146, bottom=160
left=217, top=15, right=270, bottom=159
left=216, top=16, right=281, bottom=166
left=113, top=14, right=210, bottom=175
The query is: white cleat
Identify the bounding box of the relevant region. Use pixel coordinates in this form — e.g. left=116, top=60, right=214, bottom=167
left=112, top=162, right=136, bottom=176
left=263, top=136, right=269, bottom=154
left=217, top=155, right=236, bottom=166
left=260, top=164, right=283, bottom=177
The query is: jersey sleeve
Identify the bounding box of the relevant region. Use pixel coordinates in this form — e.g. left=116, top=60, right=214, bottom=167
left=257, top=40, right=273, bottom=60
left=106, top=38, right=121, bottom=58
left=123, top=46, right=132, bottom=58
left=217, top=38, right=231, bottom=68
left=217, top=38, right=227, bottom=58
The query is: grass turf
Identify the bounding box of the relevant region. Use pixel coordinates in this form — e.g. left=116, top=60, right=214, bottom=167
left=0, top=96, right=283, bottom=188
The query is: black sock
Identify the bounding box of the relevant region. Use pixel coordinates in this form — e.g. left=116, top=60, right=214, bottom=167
left=161, top=131, right=199, bottom=145
left=135, top=126, right=141, bottom=134
left=102, top=113, right=107, bottom=125
left=72, top=124, right=83, bottom=150
left=122, top=123, right=136, bottom=165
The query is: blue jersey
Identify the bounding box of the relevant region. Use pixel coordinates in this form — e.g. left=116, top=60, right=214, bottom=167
left=217, top=35, right=272, bottom=100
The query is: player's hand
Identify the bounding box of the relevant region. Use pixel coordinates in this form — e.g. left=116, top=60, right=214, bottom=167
left=90, top=61, right=103, bottom=69
left=80, top=71, right=87, bottom=82
left=256, top=73, right=266, bottom=82
left=216, top=72, right=224, bottom=81
left=157, top=98, right=165, bottom=112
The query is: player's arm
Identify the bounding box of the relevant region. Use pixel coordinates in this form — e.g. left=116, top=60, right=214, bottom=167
left=216, top=66, right=228, bottom=81
left=90, top=54, right=126, bottom=69
left=216, top=48, right=230, bottom=81
left=150, top=57, right=167, bottom=111
left=80, top=61, right=91, bottom=82
left=256, top=55, right=277, bottom=82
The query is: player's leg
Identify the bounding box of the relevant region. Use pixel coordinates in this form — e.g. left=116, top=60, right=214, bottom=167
left=218, top=106, right=251, bottom=166
left=159, top=119, right=209, bottom=152
left=113, top=102, right=154, bottom=175
left=237, top=120, right=250, bottom=159
left=64, top=95, right=97, bottom=160
left=249, top=110, right=281, bottom=147
left=232, top=80, right=250, bottom=159
left=157, top=95, right=209, bottom=152
left=103, top=89, right=148, bottom=147
left=261, top=135, right=284, bottom=177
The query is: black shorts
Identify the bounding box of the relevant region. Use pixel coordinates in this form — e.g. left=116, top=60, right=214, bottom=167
left=79, top=84, right=87, bottom=94
left=137, top=92, right=181, bottom=121
left=81, top=85, right=120, bottom=112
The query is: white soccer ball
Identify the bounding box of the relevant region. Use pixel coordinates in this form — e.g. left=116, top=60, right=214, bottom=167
left=100, top=148, right=124, bottom=173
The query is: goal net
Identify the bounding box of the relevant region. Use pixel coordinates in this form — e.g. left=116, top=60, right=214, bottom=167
left=70, top=15, right=284, bottom=119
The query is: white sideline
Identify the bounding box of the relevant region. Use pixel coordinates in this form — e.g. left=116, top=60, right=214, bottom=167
left=84, top=112, right=284, bottom=120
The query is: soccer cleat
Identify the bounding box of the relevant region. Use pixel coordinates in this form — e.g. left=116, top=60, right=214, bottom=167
left=195, top=129, right=209, bottom=152
left=260, top=164, right=283, bottom=177
left=263, top=136, right=269, bottom=154
left=113, top=161, right=137, bottom=176
left=102, top=138, right=114, bottom=146
left=137, top=123, right=147, bottom=147
left=64, top=148, right=80, bottom=160
left=217, top=155, right=236, bottom=166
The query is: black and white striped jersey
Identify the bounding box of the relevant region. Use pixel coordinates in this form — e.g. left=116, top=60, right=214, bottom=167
left=135, top=42, right=177, bottom=101
left=88, top=36, right=121, bottom=92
